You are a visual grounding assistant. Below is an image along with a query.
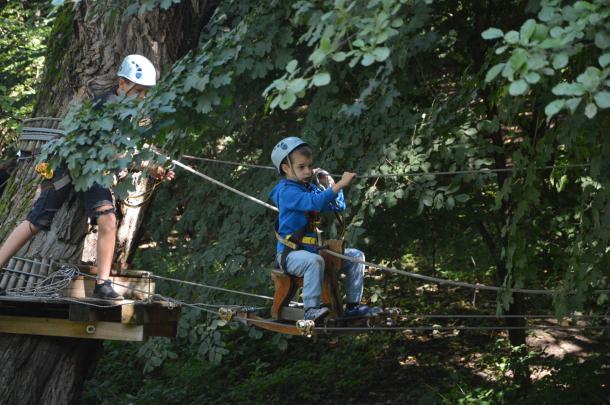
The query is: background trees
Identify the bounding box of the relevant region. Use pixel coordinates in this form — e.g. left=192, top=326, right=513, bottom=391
left=0, top=0, right=608, bottom=402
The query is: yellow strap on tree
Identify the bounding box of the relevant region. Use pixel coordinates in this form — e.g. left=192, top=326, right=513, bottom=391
left=35, top=162, right=54, bottom=180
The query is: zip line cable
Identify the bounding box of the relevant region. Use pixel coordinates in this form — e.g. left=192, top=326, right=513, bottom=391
left=181, top=154, right=591, bottom=179
left=7, top=256, right=275, bottom=303
left=170, top=157, right=278, bottom=212
left=321, top=250, right=610, bottom=295
left=163, top=156, right=610, bottom=296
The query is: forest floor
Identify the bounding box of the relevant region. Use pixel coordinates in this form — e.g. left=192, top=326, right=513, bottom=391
left=81, top=284, right=609, bottom=404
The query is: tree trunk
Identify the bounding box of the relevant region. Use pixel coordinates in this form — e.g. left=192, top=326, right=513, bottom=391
left=0, top=1, right=217, bottom=403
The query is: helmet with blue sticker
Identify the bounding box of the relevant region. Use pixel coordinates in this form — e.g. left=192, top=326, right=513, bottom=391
left=271, top=137, right=309, bottom=174
left=117, top=55, right=157, bottom=86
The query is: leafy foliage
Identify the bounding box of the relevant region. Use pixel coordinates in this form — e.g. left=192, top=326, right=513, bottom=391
left=483, top=0, right=610, bottom=119
left=0, top=1, right=52, bottom=151
left=8, top=0, right=610, bottom=400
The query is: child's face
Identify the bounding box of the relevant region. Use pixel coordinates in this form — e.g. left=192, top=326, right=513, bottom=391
left=117, top=78, right=149, bottom=100
left=283, top=151, right=313, bottom=183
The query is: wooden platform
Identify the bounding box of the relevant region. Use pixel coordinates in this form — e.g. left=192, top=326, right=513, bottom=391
left=0, top=295, right=181, bottom=341
left=0, top=257, right=181, bottom=341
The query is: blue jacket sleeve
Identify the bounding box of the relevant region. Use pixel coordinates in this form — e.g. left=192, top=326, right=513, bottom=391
left=330, top=190, right=346, bottom=212
left=280, top=186, right=338, bottom=212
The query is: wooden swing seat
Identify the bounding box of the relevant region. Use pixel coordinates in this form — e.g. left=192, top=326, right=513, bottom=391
left=270, top=239, right=344, bottom=321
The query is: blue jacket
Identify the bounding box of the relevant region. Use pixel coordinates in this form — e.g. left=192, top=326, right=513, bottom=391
left=269, top=178, right=345, bottom=253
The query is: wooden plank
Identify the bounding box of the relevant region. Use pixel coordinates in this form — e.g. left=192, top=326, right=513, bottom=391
left=15, top=260, right=31, bottom=291
left=0, top=258, right=15, bottom=289
left=0, top=315, right=145, bottom=341
left=143, top=322, right=178, bottom=339
left=237, top=312, right=312, bottom=336
left=278, top=306, right=304, bottom=321
left=25, top=258, right=41, bottom=292
left=121, top=304, right=181, bottom=324
left=68, top=303, right=97, bottom=322
left=6, top=259, right=24, bottom=291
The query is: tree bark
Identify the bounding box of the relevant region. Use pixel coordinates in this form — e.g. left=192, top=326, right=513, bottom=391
left=0, top=1, right=217, bottom=403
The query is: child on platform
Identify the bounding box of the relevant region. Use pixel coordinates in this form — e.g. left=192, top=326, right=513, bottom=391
left=269, top=136, right=379, bottom=322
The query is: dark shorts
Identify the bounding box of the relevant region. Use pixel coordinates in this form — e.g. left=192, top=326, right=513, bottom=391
left=26, top=163, right=114, bottom=231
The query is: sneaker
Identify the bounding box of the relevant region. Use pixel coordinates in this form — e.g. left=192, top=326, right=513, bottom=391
left=344, top=304, right=382, bottom=318
left=304, top=306, right=330, bottom=322
left=93, top=280, right=124, bottom=300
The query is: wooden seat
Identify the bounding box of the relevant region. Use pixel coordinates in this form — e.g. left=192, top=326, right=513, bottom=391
left=271, top=239, right=344, bottom=320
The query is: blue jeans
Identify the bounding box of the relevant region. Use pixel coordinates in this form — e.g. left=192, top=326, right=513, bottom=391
left=276, top=248, right=365, bottom=309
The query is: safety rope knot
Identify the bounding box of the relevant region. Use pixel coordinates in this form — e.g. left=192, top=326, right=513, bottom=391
left=218, top=307, right=234, bottom=322
left=296, top=319, right=315, bottom=337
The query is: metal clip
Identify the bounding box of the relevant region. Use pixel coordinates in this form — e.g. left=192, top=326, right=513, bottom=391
left=218, top=307, right=234, bottom=322
left=296, top=319, right=315, bottom=337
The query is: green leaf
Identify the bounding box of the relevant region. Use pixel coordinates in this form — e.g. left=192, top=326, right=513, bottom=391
left=519, top=19, right=536, bottom=44
left=545, top=99, right=565, bottom=118
left=594, top=91, right=610, bottom=108
left=361, top=53, right=375, bottom=66
left=599, top=53, right=610, bottom=68
left=278, top=91, right=296, bottom=110
left=312, top=72, right=331, bottom=87
left=481, top=28, right=504, bottom=40
left=509, top=48, right=528, bottom=70
left=552, top=82, right=586, bottom=96
left=99, top=118, right=113, bottom=131
left=504, top=30, right=519, bottom=44
left=331, top=52, right=347, bottom=62
left=495, top=45, right=508, bottom=55
left=286, top=59, right=298, bottom=74
left=320, top=36, right=332, bottom=52
left=446, top=195, right=455, bottom=210
left=538, top=6, right=555, bottom=22
left=552, top=53, right=569, bottom=69
left=288, top=78, right=307, bottom=93
left=565, top=97, right=582, bottom=113
left=577, top=67, right=601, bottom=91
left=509, top=80, right=528, bottom=96
left=595, top=32, right=610, bottom=49
left=372, top=47, right=390, bottom=62
left=524, top=72, right=541, bottom=84
left=485, top=63, right=504, bottom=83
left=584, top=102, right=598, bottom=118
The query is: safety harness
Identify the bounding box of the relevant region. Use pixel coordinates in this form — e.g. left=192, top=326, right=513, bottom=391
left=275, top=209, right=325, bottom=272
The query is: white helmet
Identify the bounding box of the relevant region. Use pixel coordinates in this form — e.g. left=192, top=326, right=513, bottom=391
left=271, top=136, right=308, bottom=174
left=117, top=54, right=157, bottom=86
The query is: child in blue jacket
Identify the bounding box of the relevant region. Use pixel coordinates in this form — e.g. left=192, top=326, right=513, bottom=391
left=269, top=136, right=378, bottom=322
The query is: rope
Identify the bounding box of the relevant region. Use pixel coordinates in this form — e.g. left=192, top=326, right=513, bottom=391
left=321, top=249, right=610, bottom=295
left=169, top=157, right=278, bottom=212
left=315, top=324, right=610, bottom=332
left=150, top=274, right=276, bottom=302
left=182, top=155, right=275, bottom=171
left=4, top=265, right=77, bottom=297
left=120, top=180, right=160, bottom=208
left=181, top=154, right=591, bottom=179
left=151, top=156, right=610, bottom=296
left=396, top=313, right=609, bottom=319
